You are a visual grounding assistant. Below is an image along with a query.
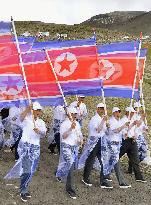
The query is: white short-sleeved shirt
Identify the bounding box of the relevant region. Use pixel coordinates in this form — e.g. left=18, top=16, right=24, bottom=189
left=53, top=105, right=66, bottom=121
left=120, top=115, right=136, bottom=139
left=60, top=118, right=83, bottom=146
left=21, top=115, right=47, bottom=146
left=109, top=116, right=123, bottom=142
left=88, top=113, right=107, bottom=138
left=132, top=113, right=147, bottom=137
left=70, top=101, right=87, bottom=120
left=132, top=113, right=141, bottom=121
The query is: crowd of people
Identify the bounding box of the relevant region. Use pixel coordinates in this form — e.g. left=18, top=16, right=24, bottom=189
left=0, top=95, right=149, bottom=202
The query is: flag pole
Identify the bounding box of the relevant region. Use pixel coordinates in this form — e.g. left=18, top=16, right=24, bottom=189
left=11, top=17, right=36, bottom=127
left=128, top=32, right=142, bottom=120
left=138, top=54, right=150, bottom=161
left=93, top=29, right=108, bottom=116
left=139, top=55, right=148, bottom=126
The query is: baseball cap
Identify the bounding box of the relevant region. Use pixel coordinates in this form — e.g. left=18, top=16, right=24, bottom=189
left=125, top=107, right=136, bottom=113
left=77, top=94, right=85, bottom=98
left=33, top=102, right=43, bottom=110
left=67, top=107, right=77, bottom=114
left=134, top=102, right=142, bottom=108
left=112, top=107, right=121, bottom=113
left=97, top=103, right=105, bottom=108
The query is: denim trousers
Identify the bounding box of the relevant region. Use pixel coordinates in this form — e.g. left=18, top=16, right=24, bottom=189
left=20, top=153, right=32, bottom=194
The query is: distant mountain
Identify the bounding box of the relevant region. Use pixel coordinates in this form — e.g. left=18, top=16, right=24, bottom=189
left=82, top=11, right=151, bottom=36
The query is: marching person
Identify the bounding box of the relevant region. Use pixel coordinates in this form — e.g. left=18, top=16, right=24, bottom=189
left=127, top=102, right=148, bottom=174
left=3, top=105, right=24, bottom=160
left=108, top=107, right=131, bottom=188
left=48, top=105, right=67, bottom=155
left=4, top=102, right=47, bottom=202
left=70, top=95, right=87, bottom=127
left=120, top=106, right=146, bottom=182
left=56, top=107, right=83, bottom=199
left=78, top=103, right=113, bottom=188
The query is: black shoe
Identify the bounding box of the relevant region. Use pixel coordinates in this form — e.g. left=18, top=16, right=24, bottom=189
left=20, top=194, right=28, bottom=202
left=119, top=183, right=131, bottom=188
left=67, top=189, right=76, bottom=199
left=100, top=182, right=113, bottom=189
left=25, top=193, right=31, bottom=198
left=136, top=179, right=147, bottom=183
left=105, top=176, right=112, bottom=182
left=82, top=179, right=92, bottom=187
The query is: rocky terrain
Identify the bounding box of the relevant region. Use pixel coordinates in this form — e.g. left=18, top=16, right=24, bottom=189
left=82, top=11, right=151, bottom=37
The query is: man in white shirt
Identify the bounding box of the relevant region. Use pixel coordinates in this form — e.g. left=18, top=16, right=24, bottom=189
left=128, top=102, right=148, bottom=174
left=79, top=103, right=113, bottom=188
left=56, top=107, right=83, bottom=200
left=5, top=102, right=47, bottom=202
left=70, top=95, right=87, bottom=127
left=48, top=105, right=67, bottom=154
left=119, top=107, right=146, bottom=182
left=108, top=107, right=131, bottom=188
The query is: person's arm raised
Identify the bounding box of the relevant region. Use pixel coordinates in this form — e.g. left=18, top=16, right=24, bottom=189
left=62, top=121, right=76, bottom=139
left=20, top=104, right=32, bottom=122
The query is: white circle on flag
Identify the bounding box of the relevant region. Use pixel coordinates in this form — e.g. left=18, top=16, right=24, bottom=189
left=54, top=52, right=78, bottom=77
left=99, top=59, right=122, bottom=83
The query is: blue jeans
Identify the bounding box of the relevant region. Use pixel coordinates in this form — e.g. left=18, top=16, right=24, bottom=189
left=20, top=153, right=32, bottom=194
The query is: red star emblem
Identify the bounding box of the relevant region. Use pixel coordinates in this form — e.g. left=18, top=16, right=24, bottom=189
left=2, top=76, right=20, bottom=92
left=57, top=53, right=75, bottom=73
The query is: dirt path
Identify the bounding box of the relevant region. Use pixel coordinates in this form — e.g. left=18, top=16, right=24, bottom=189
left=0, top=140, right=151, bottom=205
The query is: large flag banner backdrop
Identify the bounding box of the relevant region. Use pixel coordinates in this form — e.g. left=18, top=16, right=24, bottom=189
left=0, top=21, right=148, bottom=108
left=21, top=39, right=145, bottom=99
left=16, top=37, right=148, bottom=99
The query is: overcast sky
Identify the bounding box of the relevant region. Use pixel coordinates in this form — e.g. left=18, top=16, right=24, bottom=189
left=0, top=0, right=151, bottom=25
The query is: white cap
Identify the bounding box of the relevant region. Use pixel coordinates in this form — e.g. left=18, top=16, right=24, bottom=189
left=125, top=107, right=136, bottom=113
left=33, top=101, right=43, bottom=110
left=67, top=107, right=77, bottom=114
left=97, top=103, right=105, bottom=108
left=112, top=107, right=121, bottom=113
left=134, top=102, right=142, bottom=108
left=77, top=94, right=85, bottom=98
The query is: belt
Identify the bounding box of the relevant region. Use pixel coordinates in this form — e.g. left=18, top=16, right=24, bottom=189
left=110, top=141, right=120, bottom=145
left=126, top=137, right=134, bottom=139
left=125, top=137, right=136, bottom=143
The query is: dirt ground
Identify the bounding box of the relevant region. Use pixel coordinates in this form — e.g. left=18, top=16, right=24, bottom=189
left=0, top=139, right=151, bottom=205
